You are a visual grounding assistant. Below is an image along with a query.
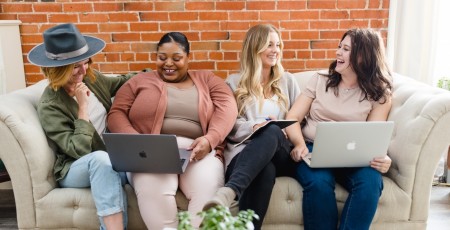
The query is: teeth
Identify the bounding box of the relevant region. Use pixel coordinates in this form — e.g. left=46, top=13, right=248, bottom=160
left=165, top=69, right=175, bottom=73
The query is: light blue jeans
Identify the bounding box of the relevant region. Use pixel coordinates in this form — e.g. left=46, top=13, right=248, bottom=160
left=59, top=150, right=128, bottom=230
left=296, top=142, right=383, bottom=230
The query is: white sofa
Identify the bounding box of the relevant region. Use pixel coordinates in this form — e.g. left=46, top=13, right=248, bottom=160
left=1, top=70, right=450, bottom=229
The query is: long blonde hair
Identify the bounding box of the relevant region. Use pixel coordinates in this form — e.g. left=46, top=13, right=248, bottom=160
left=234, top=24, right=288, bottom=116
left=41, top=58, right=96, bottom=91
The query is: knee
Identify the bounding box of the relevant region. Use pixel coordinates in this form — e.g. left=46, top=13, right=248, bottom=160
left=296, top=166, right=334, bottom=193
left=262, top=124, right=284, bottom=139
left=89, top=151, right=113, bottom=168
left=354, top=169, right=383, bottom=196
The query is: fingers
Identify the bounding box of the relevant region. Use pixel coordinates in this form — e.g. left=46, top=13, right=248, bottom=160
left=189, top=137, right=211, bottom=162
left=370, top=156, right=391, bottom=173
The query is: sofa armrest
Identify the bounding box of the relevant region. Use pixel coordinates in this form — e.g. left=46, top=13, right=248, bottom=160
left=0, top=80, right=56, bottom=228
left=386, top=73, right=450, bottom=220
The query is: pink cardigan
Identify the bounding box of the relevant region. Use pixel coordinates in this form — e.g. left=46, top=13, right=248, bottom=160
left=107, top=70, right=238, bottom=150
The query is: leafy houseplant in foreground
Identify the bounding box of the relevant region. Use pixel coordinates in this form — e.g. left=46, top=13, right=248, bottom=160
left=177, top=205, right=259, bottom=230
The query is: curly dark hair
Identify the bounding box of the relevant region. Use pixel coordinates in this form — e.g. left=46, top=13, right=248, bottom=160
left=323, top=28, right=392, bottom=103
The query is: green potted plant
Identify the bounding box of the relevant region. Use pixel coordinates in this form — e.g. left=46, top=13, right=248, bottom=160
left=178, top=206, right=259, bottom=230
left=437, top=77, right=450, bottom=90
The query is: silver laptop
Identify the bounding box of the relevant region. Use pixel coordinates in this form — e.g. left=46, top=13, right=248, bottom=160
left=302, top=121, right=394, bottom=168
left=103, top=133, right=192, bottom=174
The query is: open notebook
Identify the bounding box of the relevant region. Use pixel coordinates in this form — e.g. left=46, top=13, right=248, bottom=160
left=234, top=120, right=298, bottom=147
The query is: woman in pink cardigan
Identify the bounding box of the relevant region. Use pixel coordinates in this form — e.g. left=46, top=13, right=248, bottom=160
left=107, top=32, right=238, bottom=229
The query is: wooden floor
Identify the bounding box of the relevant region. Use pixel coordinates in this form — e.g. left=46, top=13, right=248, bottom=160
left=0, top=184, right=449, bottom=229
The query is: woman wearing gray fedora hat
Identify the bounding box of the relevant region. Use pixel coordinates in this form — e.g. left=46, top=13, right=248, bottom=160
left=29, top=23, right=138, bottom=230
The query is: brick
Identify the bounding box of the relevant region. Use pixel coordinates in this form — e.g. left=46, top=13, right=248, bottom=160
left=369, top=0, right=382, bottom=8
left=280, top=21, right=309, bottom=30
left=350, top=9, right=389, bottom=19
left=130, top=63, right=155, bottom=72
left=189, top=61, right=215, bottom=70
left=131, top=43, right=156, bottom=52
left=63, top=3, right=93, bottom=12
left=220, top=21, right=251, bottom=31
left=79, top=13, right=109, bottom=23
left=320, top=30, right=346, bottom=39
left=18, top=14, right=48, bottom=23
left=220, top=41, right=242, bottom=51
left=21, top=34, right=44, bottom=44
left=99, top=63, right=129, bottom=72
left=0, top=14, right=17, bottom=20
left=155, top=1, right=184, bottom=11
left=199, top=12, right=227, bottom=21
left=77, top=24, right=99, bottom=33
left=312, top=50, right=326, bottom=59
left=124, top=2, right=153, bottom=11
left=216, top=1, right=245, bottom=10
left=191, top=22, right=220, bottom=31
left=140, top=12, right=169, bottom=21
left=142, top=33, right=166, bottom=42
left=290, top=10, right=320, bottom=20
left=339, top=20, right=369, bottom=29
left=130, top=22, right=158, bottom=32
left=290, top=31, right=320, bottom=40
left=223, top=52, right=238, bottom=61
left=183, top=32, right=200, bottom=41
left=49, top=14, right=78, bottom=23
left=169, top=12, right=199, bottom=21
left=260, top=11, right=290, bottom=21
left=185, top=1, right=215, bottom=11
left=305, top=59, right=333, bottom=69
left=247, top=1, right=276, bottom=10
left=228, top=11, right=259, bottom=21
left=103, top=43, right=131, bottom=52
left=277, top=1, right=307, bottom=10
left=216, top=61, right=239, bottom=70
left=160, top=22, right=190, bottom=31
left=308, top=0, right=336, bottom=9
left=281, top=60, right=305, bottom=70
left=213, top=71, right=228, bottom=79
left=105, top=53, right=120, bottom=62
left=109, top=12, right=139, bottom=22
left=337, top=0, right=367, bottom=9
left=93, top=3, right=124, bottom=12
left=209, top=51, right=224, bottom=60
left=310, top=40, right=339, bottom=49
left=283, top=50, right=296, bottom=59
left=2, top=3, right=33, bottom=12
left=19, top=24, right=39, bottom=34
left=120, top=53, right=135, bottom=62
left=201, top=31, right=229, bottom=40
left=370, top=19, right=388, bottom=29
left=112, top=33, right=140, bottom=42
left=284, top=40, right=310, bottom=49
left=321, top=10, right=350, bottom=19
left=310, top=21, right=339, bottom=29
left=135, top=53, right=150, bottom=62
left=99, top=23, right=128, bottom=33
left=192, top=51, right=208, bottom=60
left=191, top=41, right=219, bottom=51
left=297, top=50, right=312, bottom=59
left=34, top=3, right=62, bottom=12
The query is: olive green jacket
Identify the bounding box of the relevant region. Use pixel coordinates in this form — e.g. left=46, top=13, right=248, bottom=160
left=37, top=70, right=140, bottom=181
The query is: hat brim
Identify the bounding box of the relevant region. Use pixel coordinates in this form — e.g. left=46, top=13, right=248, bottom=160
left=27, top=36, right=105, bottom=67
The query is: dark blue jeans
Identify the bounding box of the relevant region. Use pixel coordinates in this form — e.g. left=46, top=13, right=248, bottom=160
left=296, top=142, right=383, bottom=230
left=225, top=124, right=297, bottom=230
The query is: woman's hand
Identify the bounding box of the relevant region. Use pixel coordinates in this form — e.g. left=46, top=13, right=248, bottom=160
left=188, top=136, right=212, bottom=162
left=370, top=155, right=392, bottom=173
left=290, top=144, right=309, bottom=162
left=73, top=83, right=90, bottom=121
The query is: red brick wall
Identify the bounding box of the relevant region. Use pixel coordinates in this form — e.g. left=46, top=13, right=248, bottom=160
left=0, top=0, right=390, bottom=85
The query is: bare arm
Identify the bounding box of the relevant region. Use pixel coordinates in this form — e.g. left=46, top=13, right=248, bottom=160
left=285, top=94, right=313, bottom=162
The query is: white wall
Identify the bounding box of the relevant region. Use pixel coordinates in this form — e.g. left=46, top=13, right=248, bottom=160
left=0, top=20, right=25, bottom=94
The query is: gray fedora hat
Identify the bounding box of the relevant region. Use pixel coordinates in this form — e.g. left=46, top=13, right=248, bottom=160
left=27, top=23, right=105, bottom=67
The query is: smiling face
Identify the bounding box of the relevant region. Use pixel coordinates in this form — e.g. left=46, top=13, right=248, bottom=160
left=335, top=35, right=354, bottom=76
left=156, top=42, right=189, bottom=83
left=260, top=31, right=281, bottom=69
left=67, top=59, right=89, bottom=85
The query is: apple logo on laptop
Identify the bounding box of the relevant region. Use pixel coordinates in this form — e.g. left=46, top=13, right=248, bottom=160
left=138, top=151, right=147, bottom=158
left=346, top=141, right=356, bottom=150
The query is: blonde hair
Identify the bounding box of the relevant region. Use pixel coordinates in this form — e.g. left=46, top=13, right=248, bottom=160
left=41, top=59, right=96, bottom=91
left=235, top=24, right=288, bottom=116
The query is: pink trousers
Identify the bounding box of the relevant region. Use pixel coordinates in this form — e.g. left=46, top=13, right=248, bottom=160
left=128, top=137, right=224, bottom=229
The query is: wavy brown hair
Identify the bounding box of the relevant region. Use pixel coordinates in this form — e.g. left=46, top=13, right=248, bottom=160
left=41, top=58, right=96, bottom=91
left=324, top=28, right=392, bottom=103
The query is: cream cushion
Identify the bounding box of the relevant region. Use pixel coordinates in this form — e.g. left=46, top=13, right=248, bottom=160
left=1, top=70, right=449, bottom=229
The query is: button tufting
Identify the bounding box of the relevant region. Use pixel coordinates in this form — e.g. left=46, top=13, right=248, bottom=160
left=73, top=205, right=79, bottom=210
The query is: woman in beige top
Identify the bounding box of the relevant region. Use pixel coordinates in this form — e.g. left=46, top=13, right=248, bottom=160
left=286, top=28, right=393, bottom=230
